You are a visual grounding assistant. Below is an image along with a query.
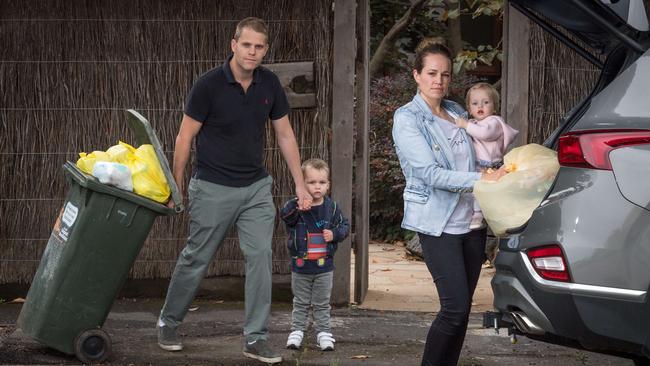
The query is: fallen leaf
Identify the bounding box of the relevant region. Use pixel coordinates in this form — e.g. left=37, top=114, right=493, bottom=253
left=380, top=268, right=392, bottom=272
left=214, top=300, right=224, bottom=304
left=350, top=355, right=371, bottom=359
left=381, top=247, right=396, bottom=251
left=188, top=306, right=199, bottom=312
left=372, top=259, right=378, bottom=263
left=10, top=298, right=25, bottom=304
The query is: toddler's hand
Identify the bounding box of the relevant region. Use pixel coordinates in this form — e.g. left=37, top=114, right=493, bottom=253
left=323, top=229, right=334, bottom=242
left=455, top=117, right=469, bottom=129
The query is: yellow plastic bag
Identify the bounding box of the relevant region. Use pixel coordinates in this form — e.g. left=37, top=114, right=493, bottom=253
left=77, top=141, right=170, bottom=203
left=127, top=144, right=171, bottom=203
left=106, top=141, right=134, bottom=164
left=474, top=144, right=560, bottom=236
left=76, top=151, right=111, bottom=174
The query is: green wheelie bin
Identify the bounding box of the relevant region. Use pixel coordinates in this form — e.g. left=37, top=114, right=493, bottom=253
left=16, top=109, right=183, bottom=364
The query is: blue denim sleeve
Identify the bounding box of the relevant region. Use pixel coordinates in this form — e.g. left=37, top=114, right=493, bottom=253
left=392, top=108, right=481, bottom=192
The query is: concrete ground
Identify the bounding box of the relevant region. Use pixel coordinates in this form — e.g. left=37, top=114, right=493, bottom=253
left=352, top=243, right=495, bottom=313
left=0, top=243, right=637, bottom=365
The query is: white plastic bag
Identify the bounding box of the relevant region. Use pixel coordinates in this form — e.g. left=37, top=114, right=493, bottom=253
left=92, top=161, right=134, bottom=192
left=474, top=144, right=560, bottom=236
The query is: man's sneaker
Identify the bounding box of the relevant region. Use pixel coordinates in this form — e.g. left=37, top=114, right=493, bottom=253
left=243, top=339, right=282, bottom=364
left=157, top=324, right=183, bottom=351
left=316, top=332, right=335, bottom=351
left=286, top=330, right=304, bottom=349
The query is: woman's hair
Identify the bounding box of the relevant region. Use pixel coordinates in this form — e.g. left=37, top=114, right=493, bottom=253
left=301, top=158, right=330, bottom=177
left=465, top=82, right=500, bottom=113
left=234, top=17, right=269, bottom=41
left=414, top=37, right=453, bottom=73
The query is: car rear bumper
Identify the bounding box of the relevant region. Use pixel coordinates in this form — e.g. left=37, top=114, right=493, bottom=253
left=492, top=248, right=648, bottom=358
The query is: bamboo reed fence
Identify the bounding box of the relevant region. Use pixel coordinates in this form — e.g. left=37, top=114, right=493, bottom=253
left=0, top=0, right=333, bottom=283
left=527, top=19, right=602, bottom=144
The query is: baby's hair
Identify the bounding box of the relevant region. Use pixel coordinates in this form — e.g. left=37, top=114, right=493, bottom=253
left=466, top=82, right=500, bottom=113
left=301, top=158, right=330, bottom=177
left=414, top=37, right=453, bottom=73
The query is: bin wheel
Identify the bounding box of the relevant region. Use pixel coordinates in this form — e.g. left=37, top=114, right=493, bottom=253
left=73, top=329, right=111, bottom=364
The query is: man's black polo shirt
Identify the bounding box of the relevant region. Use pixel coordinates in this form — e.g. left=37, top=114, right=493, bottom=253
left=184, top=55, right=290, bottom=187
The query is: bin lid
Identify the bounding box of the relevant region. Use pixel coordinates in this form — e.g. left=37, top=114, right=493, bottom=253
left=125, top=109, right=184, bottom=213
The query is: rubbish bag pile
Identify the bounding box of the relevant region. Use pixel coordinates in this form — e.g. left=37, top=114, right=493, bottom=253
left=474, top=144, right=560, bottom=236
left=76, top=141, right=171, bottom=203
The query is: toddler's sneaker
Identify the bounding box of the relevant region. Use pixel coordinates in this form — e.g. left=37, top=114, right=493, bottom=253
left=469, top=212, right=485, bottom=230
left=286, top=330, right=304, bottom=349
left=316, top=332, right=335, bottom=351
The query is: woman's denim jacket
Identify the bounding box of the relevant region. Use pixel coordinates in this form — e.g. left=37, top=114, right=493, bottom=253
left=392, top=93, right=481, bottom=237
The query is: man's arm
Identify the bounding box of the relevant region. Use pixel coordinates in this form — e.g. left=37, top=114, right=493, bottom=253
left=169, top=114, right=202, bottom=206
left=272, top=115, right=312, bottom=210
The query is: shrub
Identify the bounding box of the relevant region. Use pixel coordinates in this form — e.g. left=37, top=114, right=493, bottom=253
left=369, top=74, right=414, bottom=241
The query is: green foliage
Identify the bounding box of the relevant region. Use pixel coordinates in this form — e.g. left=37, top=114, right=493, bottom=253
left=444, top=0, right=503, bottom=20
left=369, top=74, right=413, bottom=241
left=370, top=0, right=447, bottom=75
left=453, top=43, right=501, bottom=74
left=371, top=0, right=504, bottom=76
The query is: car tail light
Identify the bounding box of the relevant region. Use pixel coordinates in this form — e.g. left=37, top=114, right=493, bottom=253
left=558, top=130, right=650, bottom=170
left=526, top=245, right=571, bottom=282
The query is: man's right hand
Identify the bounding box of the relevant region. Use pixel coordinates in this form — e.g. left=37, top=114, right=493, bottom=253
left=295, top=184, right=313, bottom=211
left=166, top=196, right=182, bottom=210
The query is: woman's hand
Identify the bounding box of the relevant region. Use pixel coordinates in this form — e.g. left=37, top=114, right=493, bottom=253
left=455, top=117, right=469, bottom=129
left=481, top=166, right=508, bottom=181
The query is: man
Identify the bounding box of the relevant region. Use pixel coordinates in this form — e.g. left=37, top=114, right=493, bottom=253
left=156, top=17, right=312, bottom=364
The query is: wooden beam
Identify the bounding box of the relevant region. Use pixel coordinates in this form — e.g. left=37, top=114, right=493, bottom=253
left=265, top=62, right=316, bottom=109
left=330, top=0, right=356, bottom=305
left=504, top=1, right=530, bottom=147
left=353, top=0, right=369, bottom=305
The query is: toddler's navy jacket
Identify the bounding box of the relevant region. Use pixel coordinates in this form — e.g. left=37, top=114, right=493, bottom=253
left=280, top=196, right=350, bottom=274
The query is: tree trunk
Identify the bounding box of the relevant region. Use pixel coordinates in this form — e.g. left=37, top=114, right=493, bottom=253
left=369, top=0, right=427, bottom=77
left=445, top=0, right=463, bottom=56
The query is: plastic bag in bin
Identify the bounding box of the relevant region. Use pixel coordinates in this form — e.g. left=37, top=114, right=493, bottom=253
left=92, top=162, right=133, bottom=192
left=473, top=144, right=560, bottom=236
left=76, top=141, right=170, bottom=203
left=76, top=151, right=110, bottom=175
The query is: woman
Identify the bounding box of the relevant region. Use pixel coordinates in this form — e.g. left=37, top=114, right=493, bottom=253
left=392, top=39, right=505, bottom=366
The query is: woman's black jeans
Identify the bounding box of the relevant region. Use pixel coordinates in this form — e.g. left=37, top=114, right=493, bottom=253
left=419, top=228, right=487, bottom=366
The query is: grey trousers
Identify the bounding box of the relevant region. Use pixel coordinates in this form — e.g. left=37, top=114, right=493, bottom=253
left=291, top=271, right=333, bottom=333
left=159, top=176, right=276, bottom=342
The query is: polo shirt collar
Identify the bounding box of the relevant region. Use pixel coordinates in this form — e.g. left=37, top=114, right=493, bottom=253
left=223, top=54, right=262, bottom=84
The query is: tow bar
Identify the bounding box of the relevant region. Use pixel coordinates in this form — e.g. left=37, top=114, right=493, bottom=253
left=483, top=311, right=520, bottom=344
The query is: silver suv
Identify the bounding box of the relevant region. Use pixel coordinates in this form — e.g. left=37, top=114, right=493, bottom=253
left=490, top=0, right=650, bottom=364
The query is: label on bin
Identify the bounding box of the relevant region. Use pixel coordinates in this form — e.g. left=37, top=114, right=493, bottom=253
left=62, top=202, right=78, bottom=227
left=52, top=202, right=78, bottom=243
